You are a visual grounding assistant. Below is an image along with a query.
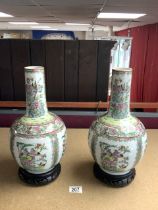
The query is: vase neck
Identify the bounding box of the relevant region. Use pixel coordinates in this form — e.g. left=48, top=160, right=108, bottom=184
left=108, top=69, right=132, bottom=119
left=25, top=66, right=48, bottom=118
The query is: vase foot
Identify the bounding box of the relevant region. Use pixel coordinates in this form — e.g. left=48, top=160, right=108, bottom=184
left=93, top=163, right=136, bottom=187
left=18, top=163, right=61, bottom=186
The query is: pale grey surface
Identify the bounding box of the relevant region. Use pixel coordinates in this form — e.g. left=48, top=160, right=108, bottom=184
left=0, top=0, right=157, bottom=29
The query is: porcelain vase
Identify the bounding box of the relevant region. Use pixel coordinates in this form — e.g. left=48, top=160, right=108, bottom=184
left=88, top=68, right=147, bottom=187
left=10, top=66, right=67, bottom=185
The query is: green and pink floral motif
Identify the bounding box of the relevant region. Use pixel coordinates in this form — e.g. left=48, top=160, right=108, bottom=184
left=25, top=67, right=48, bottom=118
left=108, top=70, right=131, bottom=119
left=12, top=114, right=65, bottom=136
left=88, top=68, right=147, bottom=175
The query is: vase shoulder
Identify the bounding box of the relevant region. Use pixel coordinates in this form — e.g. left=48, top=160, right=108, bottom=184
left=92, top=113, right=146, bottom=139
left=11, top=112, right=65, bottom=136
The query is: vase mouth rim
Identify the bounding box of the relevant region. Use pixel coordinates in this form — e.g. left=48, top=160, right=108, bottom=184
left=113, top=67, right=132, bottom=72
left=25, top=66, right=44, bottom=72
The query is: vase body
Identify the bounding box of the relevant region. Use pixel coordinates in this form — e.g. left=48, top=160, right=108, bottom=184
left=10, top=66, right=66, bottom=176
left=88, top=68, right=147, bottom=178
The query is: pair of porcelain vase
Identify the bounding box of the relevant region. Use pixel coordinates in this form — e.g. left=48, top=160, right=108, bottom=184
left=10, top=66, right=147, bottom=187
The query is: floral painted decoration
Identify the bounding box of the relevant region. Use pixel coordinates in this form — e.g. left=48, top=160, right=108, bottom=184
left=17, top=143, right=47, bottom=170
left=100, top=142, right=130, bottom=172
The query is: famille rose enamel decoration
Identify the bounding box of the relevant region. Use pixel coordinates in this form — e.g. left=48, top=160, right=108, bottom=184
left=88, top=68, right=147, bottom=187
left=10, top=66, right=67, bottom=185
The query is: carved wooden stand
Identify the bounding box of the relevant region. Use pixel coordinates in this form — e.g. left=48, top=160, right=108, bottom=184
left=93, top=163, right=136, bottom=187
left=18, top=163, right=61, bottom=186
